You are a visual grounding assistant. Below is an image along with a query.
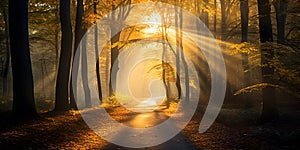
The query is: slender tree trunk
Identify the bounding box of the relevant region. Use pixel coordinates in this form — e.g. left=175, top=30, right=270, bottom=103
left=94, top=2, right=103, bottom=102
left=240, top=0, right=249, bottom=42
left=162, top=50, right=169, bottom=108
left=240, top=0, right=252, bottom=107
left=106, top=44, right=110, bottom=99
left=109, top=4, right=120, bottom=97
left=179, top=8, right=189, bottom=103
left=2, top=9, right=9, bottom=100
left=214, top=0, right=217, bottom=34
left=220, top=0, right=227, bottom=40
left=257, top=0, right=278, bottom=122
left=70, top=0, right=86, bottom=109
left=55, top=3, right=60, bottom=67
left=55, top=0, right=73, bottom=111
left=273, top=0, right=288, bottom=44
left=161, top=24, right=170, bottom=108
left=9, top=0, right=37, bottom=116
left=174, top=0, right=181, bottom=99
left=201, top=0, right=209, bottom=28
left=221, top=0, right=234, bottom=103
left=81, top=35, right=91, bottom=108
left=41, top=61, right=46, bottom=99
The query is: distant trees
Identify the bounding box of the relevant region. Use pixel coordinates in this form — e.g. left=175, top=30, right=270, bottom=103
left=1, top=0, right=298, bottom=117
left=9, top=0, right=37, bottom=116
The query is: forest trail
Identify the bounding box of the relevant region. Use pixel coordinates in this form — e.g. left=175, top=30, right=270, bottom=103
left=0, top=105, right=198, bottom=149
left=0, top=105, right=299, bottom=149
left=103, top=108, right=198, bottom=150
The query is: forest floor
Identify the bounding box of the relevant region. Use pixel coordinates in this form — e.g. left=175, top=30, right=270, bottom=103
left=0, top=103, right=300, bottom=149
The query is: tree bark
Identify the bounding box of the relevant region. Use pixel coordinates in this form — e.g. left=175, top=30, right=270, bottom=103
left=179, top=8, right=189, bottom=103
left=2, top=9, right=9, bottom=100
left=240, top=0, right=249, bottom=42
left=273, top=0, right=288, bottom=44
left=55, top=0, right=73, bottom=111
left=220, top=0, right=227, bottom=40
left=94, top=2, right=103, bottom=102
left=214, top=0, right=217, bottom=34
left=9, top=0, right=37, bottom=116
left=109, top=3, right=119, bottom=97
left=240, top=0, right=252, bottom=107
left=81, top=35, right=91, bottom=108
left=201, top=0, right=209, bottom=28
left=70, top=0, right=85, bottom=110
left=174, top=0, right=181, bottom=99
left=257, top=0, right=279, bottom=122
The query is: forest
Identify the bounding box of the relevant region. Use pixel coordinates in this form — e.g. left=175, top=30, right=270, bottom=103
left=0, top=0, right=299, bottom=149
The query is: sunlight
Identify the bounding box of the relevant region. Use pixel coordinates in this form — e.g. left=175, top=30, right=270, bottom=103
left=142, top=12, right=162, bottom=35
left=142, top=12, right=162, bottom=25
left=142, top=25, right=160, bottom=34
left=114, top=42, right=168, bottom=113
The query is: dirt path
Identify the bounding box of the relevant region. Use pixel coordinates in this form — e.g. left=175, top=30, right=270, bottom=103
left=0, top=105, right=198, bottom=149
left=0, top=105, right=299, bottom=149
left=102, top=109, right=198, bottom=149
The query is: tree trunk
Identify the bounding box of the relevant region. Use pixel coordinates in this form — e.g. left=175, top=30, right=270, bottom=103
left=108, top=0, right=132, bottom=98
left=109, top=3, right=120, bottom=97
left=220, top=0, right=227, bottom=40
left=257, top=0, right=273, bottom=42
left=70, top=0, right=86, bottom=110
left=2, top=9, right=10, bottom=100
left=94, top=2, right=103, bottom=102
left=201, top=0, right=209, bottom=28
left=179, top=8, right=189, bottom=103
left=174, top=0, right=181, bottom=99
left=9, top=0, right=37, bottom=116
left=240, top=0, right=249, bottom=42
left=257, top=0, right=279, bottom=122
left=55, top=0, right=73, bottom=111
left=161, top=22, right=170, bottom=108
left=55, top=2, right=60, bottom=67
left=81, top=35, right=91, bottom=108
left=109, top=32, right=120, bottom=97
left=214, top=0, right=217, bottom=34
left=240, top=0, right=252, bottom=107
left=273, top=0, right=288, bottom=44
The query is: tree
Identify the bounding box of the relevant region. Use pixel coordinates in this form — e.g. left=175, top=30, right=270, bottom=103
left=81, top=34, right=92, bottom=107
left=1, top=7, right=10, bottom=100
left=201, top=0, right=209, bottom=28
left=257, top=0, right=279, bottom=121
left=70, top=0, right=85, bottom=109
left=178, top=6, right=189, bottom=103
left=240, top=0, right=252, bottom=107
left=109, top=2, right=119, bottom=97
left=214, top=0, right=217, bottom=34
left=9, top=0, right=37, bottom=116
left=109, top=0, right=131, bottom=97
left=55, top=0, right=73, bottom=111
left=240, top=0, right=249, bottom=42
left=174, top=0, right=181, bottom=99
left=221, top=0, right=227, bottom=40
left=273, top=0, right=288, bottom=44
left=94, top=1, right=103, bottom=102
